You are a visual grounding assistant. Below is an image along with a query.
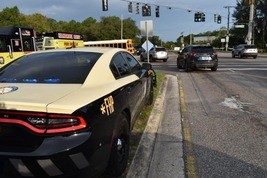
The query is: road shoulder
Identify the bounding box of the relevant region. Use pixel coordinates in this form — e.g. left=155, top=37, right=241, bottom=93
left=127, top=75, right=184, bottom=178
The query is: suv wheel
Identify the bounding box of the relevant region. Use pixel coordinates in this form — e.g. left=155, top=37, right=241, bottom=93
left=140, top=55, right=144, bottom=62
left=238, top=53, right=243, bottom=58
left=185, top=62, right=191, bottom=72
left=150, top=56, right=155, bottom=62
left=232, top=53, right=235, bottom=58
left=211, top=66, right=217, bottom=71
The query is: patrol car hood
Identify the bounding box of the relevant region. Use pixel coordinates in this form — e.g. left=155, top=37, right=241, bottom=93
left=0, top=84, right=81, bottom=113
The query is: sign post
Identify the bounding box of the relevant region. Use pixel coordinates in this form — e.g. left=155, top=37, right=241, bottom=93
left=141, top=20, right=153, bottom=63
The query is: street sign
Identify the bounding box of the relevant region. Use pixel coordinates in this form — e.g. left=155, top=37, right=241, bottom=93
left=140, top=20, right=153, bottom=37
left=142, top=40, right=154, bottom=52
left=235, top=25, right=245, bottom=28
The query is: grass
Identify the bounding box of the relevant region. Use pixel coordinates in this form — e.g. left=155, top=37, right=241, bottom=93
left=122, top=71, right=166, bottom=177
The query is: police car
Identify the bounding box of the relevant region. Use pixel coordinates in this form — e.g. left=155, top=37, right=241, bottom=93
left=0, top=47, right=156, bottom=177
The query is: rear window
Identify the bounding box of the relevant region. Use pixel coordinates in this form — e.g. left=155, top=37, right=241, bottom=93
left=244, top=45, right=257, bottom=49
left=192, top=46, right=214, bottom=53
left=0, top=51, right=101, bottom=84
left=155, top=47, right=166, bottom=52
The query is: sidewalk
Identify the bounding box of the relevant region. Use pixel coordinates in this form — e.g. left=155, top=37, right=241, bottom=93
left=127, top=75, right=184, bottom=178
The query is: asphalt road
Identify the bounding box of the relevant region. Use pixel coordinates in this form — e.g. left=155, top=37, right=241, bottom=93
left=74, top=52, right=267, bottom=178
left=152, top=52, right=267, bottom=178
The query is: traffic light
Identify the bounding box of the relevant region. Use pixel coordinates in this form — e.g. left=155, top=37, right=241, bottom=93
left=201, top=13, right=205, bottom=22
left=194, top=12, right=202, bottom=22
left=128, top=2, right=133, bottom=13
left=214, top=14, right=217, bottom=22
left=136, top=3, right=140, bottom=14
left=102, top=0, right=108, bottom=11
left=217, top=15, right=222, bottom=24
left=142, top=4, right=151, bottom=16
left=155, top=6, right=160, bottom=17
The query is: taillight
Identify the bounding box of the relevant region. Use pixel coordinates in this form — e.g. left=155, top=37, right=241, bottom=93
left=0, top=110, right=86, bottom=134
left=189, top=52, right=197, bottom=57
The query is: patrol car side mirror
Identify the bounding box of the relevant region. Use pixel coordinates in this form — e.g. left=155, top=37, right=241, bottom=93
left=142, top=63, right=152, bottom=70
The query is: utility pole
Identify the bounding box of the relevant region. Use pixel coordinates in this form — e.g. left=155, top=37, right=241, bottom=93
left=224, top=6, right=235, bottom=51
left=246, top=0, right=255, bottom=45
left=121, top=15, right=123, bottom=39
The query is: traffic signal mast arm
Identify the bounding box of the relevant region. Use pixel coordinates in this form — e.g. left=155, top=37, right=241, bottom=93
left=119, top=0, right=224, bottom=22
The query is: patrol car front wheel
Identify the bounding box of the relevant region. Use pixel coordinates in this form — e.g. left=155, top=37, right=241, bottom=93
left=106, top=113, right=130, bottom=177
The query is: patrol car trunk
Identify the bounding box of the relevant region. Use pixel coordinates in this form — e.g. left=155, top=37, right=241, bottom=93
left=0, top=84, right=81, bottom=153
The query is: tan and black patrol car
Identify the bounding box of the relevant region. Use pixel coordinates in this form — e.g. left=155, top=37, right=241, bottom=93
left=0, top=47, right=156, bottom=177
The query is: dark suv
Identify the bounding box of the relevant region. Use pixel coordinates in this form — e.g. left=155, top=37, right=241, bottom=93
left=232, top=44, right=258, bottom=59
left=177, top=45, right=218, bottom=72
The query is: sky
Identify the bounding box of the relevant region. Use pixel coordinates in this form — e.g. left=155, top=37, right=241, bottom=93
left=0, top=0, right=237, bottom=42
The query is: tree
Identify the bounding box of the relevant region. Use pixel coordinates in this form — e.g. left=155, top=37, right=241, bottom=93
left=81, top=17, right=100, bottom=41
left=24, top=13, right=55, bottom=32
left=0, top=6, right=25, bottom=26
left=99, top=16, right=122, bottom=40
left=0, top=6, right=140, bottom=44
left=232, top=0, right=267, bottom=49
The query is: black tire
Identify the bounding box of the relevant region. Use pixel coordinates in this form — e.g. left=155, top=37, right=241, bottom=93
left=185, top=62, right=191, bottom=72
left=253, top=56, right=257, bottom=59
left=140, top=55, right=144, bottom=62
left=147, top=79, right=154, bottom=105
left=150, top=56, right=156, bottom=62
left=106, top=113, right=130, bottom=177
left=211, top=67, right=217, bottom=71
left=232, top=53, right=235, bottom=58
left=163, top=59, right=167, bottom=62
left=239, top=53, right=243, bottom=58
left=177, top=59, right=181, bottom=69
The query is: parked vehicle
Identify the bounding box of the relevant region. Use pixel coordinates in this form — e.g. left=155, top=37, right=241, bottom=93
left=177, top=45, right=218, bottom=72
left=140, top=46, right=168, bottom=62
left=232, top=44, right=258, bottom=59
left=0, top=47, right=156, bottom=178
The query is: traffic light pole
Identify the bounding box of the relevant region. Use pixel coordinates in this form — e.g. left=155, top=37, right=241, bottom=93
left=224, top=6, right=234, bottom=51
left=246, top=0, right=255, bottom=45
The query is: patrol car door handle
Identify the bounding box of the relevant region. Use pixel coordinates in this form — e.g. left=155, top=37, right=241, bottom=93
left=127, top=87, right=131, bottom=93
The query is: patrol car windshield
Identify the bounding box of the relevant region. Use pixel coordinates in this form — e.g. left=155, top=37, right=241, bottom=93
left=0, top=51, right=101, bottom=84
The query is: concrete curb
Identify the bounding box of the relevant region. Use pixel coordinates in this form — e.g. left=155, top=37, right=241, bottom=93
left=126, top=75, right=169, bottom=178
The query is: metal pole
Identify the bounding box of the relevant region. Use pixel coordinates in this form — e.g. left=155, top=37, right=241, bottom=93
left=121, top=15, right=123, bottom=39
left=246, top=0, right=255, bottom=44
left=146, top=21, right=149, bottom=63
left=224, top=6, right=235, bottom=51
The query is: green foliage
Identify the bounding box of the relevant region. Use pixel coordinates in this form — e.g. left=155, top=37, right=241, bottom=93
left=0, top=6, right=139, bottom=42
left=0, top=6, right=23, bottom=26
left=232, top=0, right=267, bottom=49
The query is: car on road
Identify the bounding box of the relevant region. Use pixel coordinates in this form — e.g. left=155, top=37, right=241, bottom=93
left=232, top=44, right=258, bottom=59
left=0, top=47, right=156, bottom=178
left=140, top=46, right=169, bottom=62
left=177, top=45, right=218, bottom=72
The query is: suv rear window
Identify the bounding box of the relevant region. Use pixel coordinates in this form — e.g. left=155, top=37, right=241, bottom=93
left=244, top=45, right=257, bottom=49
left=192, top=46, right=214, bottom=53
left=155, top=47, right=166, bottom=52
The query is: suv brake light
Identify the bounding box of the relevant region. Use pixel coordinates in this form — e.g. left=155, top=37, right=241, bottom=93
left=0, top=110, right=87, bottom=134
left=189, top=52, right=197, bottom=57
